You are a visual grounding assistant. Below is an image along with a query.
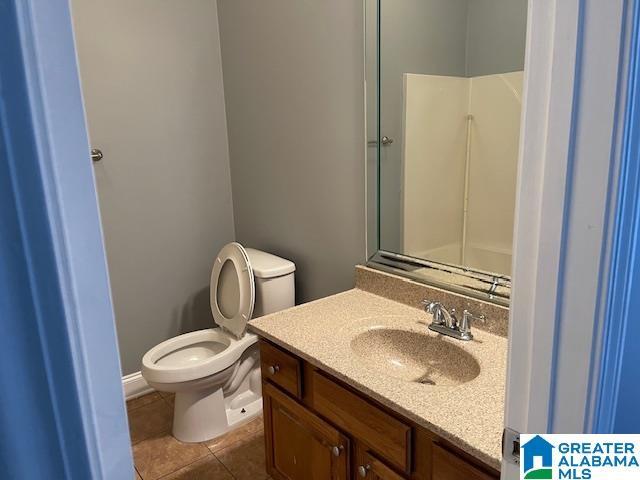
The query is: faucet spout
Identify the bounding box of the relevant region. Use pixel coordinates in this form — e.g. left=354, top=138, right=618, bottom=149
left=422, top=301, right=456, bottom=328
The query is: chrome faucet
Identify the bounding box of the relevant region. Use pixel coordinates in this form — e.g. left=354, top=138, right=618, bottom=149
left=422, top=300, right=485, bottom=341
left=424, top=301, right=456, bottom=327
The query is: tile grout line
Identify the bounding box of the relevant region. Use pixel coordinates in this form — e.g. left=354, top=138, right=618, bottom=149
left=130, top=391, right=264, bottom=480
left=130, top=427, right=173, bottom=447
left=208, top=429, right=263, bottom=480
left=211, top=450, right=238, bottom=480
left=134, top=439, right=210, bottom=480
left=205, top=435, right=249, bottom=457
left=126, top=393, right=163, bottom=413
left=212, top=431, right=267, bottom=480
left=158, top=394, right=174, bottom=409
left=152, top=451, right=215, bottom=480
left=204, top=418, right=263, bottom=456
left=128, top=393, right=173, bottom=447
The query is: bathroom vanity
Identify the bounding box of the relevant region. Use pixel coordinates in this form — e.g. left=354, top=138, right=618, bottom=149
left=250, top=267, right=509, bottom=480
left=259, top=339, right=498, bottom=480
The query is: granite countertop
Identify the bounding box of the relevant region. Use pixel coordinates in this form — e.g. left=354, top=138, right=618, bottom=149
left=249, top=288, right=507, bottom=470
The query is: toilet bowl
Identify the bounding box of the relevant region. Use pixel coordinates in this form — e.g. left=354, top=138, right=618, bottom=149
left=141, top=242, right=295, bottom=443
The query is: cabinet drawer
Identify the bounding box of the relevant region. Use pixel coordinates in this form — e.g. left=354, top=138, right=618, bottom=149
left=311, top=371, right=411, bottom=473
left=356, top=447, right=407, bottom=480
left=260, top=340, right=303, bottom=399
left=432, top=444, right=498, bottom=480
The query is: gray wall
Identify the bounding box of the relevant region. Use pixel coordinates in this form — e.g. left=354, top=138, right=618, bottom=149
left=378, top=0, right=469, bottom=252
left=72, top=0, right=235, bottom=375
left=366, top=0, right=379, bottom=257
left=466, top=0, right=528, bottom=76
left=217, top=0, right=366, bottom=303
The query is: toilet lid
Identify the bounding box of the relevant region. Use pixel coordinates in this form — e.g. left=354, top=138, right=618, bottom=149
left=210, top=242, right=255, bottom=338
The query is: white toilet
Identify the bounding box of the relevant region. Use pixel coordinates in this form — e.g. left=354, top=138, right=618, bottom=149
left=141, top=242, right=295, bottom=443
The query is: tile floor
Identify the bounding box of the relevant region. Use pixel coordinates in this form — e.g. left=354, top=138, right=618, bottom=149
left=127, top=392, right=270, bottom=480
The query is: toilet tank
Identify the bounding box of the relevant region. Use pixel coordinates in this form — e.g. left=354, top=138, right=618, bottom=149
left=245, top=248, right=295, bottom=317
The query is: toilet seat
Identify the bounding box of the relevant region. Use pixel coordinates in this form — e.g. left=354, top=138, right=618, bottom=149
left=210, top=242, right=255, bottom=338
left=142, top=329, right=258, bottom=384
left=139, top=243, right=294, bottom=443
left=142, top=242, right=257, bottom=385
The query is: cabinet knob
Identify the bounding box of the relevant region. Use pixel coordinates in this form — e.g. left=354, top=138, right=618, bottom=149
left=331, top=445, right=344, bottom=457
left=267, top=364, right=280, bottom=375
left=358, top=464, right=371, bottom=477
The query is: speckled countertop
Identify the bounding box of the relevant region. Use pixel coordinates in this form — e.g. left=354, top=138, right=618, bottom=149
left=249, top=288, right=507, bottom=470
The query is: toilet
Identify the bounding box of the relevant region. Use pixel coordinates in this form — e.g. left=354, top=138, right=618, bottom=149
left=141, top=242, right=295, bottom=443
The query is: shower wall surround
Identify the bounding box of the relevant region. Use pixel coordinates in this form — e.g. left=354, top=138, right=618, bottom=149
left=371, top=0, right=527, bottom=301
left=402, top=72, right=523, bottom=274
left=376, top=0, right=527, bottom=254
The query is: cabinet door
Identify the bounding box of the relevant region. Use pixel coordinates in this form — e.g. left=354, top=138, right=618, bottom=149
left=431, top=444, right=498, bottom=480
left=355, top=448, right=406, bottom=480
left=264, top=382, right=350, bottom=480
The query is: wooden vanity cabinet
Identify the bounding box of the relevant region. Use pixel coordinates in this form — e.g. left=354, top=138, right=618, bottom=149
left=311, top=370, right=411, bottom=473
left=264, top=381, right=351, bottom=480
left=259, top=339, right=499, bottom=480
left=431, top=444, right=497, bottom=480
left=260, top=339, right=303, bottom=399
left=355, top=447, right=406, bottom=480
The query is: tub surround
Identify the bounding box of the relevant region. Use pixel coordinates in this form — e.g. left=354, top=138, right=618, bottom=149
left=249, top=267, right=508, bottom=470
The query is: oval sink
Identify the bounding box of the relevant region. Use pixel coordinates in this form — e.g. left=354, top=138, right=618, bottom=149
left=350, top=328, right=481, bottom=386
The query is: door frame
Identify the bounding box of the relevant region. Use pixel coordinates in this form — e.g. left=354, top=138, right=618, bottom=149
left=593, top=0, right=640, bottom=434
left=504, top=0, right=635, bottom=476
left=4, top=0, right=638, bottom=478
left=0, top=0, right=133, bottom=478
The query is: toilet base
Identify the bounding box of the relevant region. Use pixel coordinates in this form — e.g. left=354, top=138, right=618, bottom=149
left=171, top=386, right=262, bottom=443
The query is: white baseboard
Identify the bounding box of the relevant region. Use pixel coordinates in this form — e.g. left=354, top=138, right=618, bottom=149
left=122, top=371, right=153, bottom=400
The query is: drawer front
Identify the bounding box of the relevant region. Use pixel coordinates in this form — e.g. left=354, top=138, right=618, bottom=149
left=356, top=447, right=407, bottom=480
left=311, top=371, right=411, bottom=473
left=260, top=340, right=303, bottom=399
left=432, top=444, right=498, bottom=480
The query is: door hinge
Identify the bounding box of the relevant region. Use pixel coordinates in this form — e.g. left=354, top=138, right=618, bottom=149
left=502, top=427, right=521, bottom=465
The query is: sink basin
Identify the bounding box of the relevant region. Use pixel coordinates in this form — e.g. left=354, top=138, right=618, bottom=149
left=350, top=328, right=481, bottom=386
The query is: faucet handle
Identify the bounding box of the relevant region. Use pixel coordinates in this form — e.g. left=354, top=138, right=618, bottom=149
left=459, top=309, right=486, bottom=334
left=421, top=299, right=436, bottom=313
left=421, top=300, right=444, bottom=324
